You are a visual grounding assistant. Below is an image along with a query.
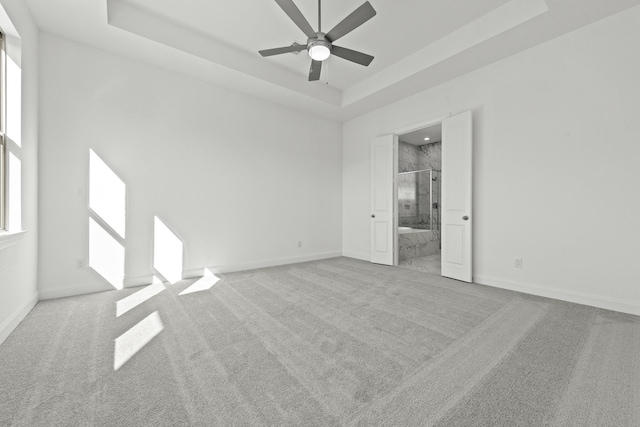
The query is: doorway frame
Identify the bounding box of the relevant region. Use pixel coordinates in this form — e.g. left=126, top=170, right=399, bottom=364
left=388, top=113, right=451, bottom=266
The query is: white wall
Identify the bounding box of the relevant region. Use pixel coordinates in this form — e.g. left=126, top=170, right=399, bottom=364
left=38, top=33, right=342, bottom=299
left=343, top=6, right=640, bottom=315
left=0, top=0, right=39, bottom=344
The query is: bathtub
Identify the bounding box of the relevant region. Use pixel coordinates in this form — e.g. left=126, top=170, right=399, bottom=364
left=398, top=226, right=430, bottom=235
left=398, top=227, right=439, bottom=261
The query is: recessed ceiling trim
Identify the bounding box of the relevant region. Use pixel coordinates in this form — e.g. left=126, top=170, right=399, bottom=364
left=25, top=0, right=640, bottom=122
left=343, top=0, right=549, bottom=107
left=106, top=0, right=342, bottom=107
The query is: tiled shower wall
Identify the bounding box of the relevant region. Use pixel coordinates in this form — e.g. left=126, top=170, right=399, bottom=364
left=418, top=142, right=442, bottom=171
left=399, top=142, right=420, bottom=173
left=399, top=140, right=442, bottom=172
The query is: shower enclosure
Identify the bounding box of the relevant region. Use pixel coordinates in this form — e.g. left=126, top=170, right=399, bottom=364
left=397, top=169, right=441, bottom=232
left=397, top=169, right=441, bottom=264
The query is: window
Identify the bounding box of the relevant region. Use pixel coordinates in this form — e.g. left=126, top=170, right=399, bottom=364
left=0, top=31, right=5, bottom=230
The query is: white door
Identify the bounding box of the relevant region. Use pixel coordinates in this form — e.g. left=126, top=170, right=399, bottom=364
left=441, top=111, right=473, bottom=282
left=370, top=135, right=397, bottom=265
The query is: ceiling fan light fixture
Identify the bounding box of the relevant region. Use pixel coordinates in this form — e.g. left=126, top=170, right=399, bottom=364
left=308, top=40, right=331, bottom=61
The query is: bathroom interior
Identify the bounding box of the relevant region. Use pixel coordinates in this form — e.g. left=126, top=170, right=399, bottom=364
left=397, top=124, right=442, bottom=274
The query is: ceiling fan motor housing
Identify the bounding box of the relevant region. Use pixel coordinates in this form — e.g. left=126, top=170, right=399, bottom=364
left=307, top=33, right=332, bottom=61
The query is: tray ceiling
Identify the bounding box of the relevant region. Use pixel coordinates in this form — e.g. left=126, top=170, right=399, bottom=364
left=25, top=0, right=640, bottom=120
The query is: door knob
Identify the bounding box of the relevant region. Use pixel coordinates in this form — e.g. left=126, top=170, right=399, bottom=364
left=462, top=215, right=469, bottom=220
left=371, top=214, right=376, bottom=218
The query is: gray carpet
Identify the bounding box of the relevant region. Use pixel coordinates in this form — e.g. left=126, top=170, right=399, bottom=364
left=1, top=257, right=638, bottom=426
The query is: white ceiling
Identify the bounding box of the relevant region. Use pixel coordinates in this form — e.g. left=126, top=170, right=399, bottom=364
left=24, top=0, right=640, bottom=121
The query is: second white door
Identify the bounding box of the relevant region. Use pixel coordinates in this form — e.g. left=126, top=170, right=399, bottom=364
left=370, top=135, right=397, bottom=265
left=441, top=111, right=473, bottom=282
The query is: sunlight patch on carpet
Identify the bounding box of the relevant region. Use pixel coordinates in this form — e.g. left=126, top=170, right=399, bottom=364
left=179, top=269, right=219, bottom=296
left=114, top=311, right=164, bottom=370
left=116, top=283, right=166, bottom=317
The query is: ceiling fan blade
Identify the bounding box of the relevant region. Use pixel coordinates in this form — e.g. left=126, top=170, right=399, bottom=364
left=325, top=1, right=376, bottom=43
left=309, top=60, right=322, bottom=81
left=331, top=45, right=374, bottom=66
left=259, top=43, right=307, bottom=57
left=275, top=0, right=317, bottom=39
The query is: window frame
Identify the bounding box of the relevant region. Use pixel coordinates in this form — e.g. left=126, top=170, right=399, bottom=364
left=0, top=30, right=5, bottom=231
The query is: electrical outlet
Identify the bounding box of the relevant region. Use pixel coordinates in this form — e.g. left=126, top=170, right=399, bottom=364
left=76, top=258, right=86, bottom=269
left=297, top=240, right=302, bottom=248
left=514, top=258, right=523, bottom=268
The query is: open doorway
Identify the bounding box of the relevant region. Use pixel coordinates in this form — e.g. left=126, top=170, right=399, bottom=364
left=396, top=124, right=442, bottom=275
left=370, top=111, right=472, bottom=281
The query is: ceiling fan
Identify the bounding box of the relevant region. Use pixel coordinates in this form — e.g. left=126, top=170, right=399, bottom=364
left=259, top=0, right=377, bottom=81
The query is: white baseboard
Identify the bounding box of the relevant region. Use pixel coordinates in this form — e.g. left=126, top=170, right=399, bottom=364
left=342, top=251, right=370, bottom=262
left=474, top=274, right=640, bottom=317
left=123, top=275, right=155, bottom=288
left=38, top=282, right=114, bottom=300
left=0, top=292, right=39, bottom=346
left=40, top=252, right=344, bottom=300
left=183, top=251, right=343, bottom=277
left=39, top=278, right=162, bottom=299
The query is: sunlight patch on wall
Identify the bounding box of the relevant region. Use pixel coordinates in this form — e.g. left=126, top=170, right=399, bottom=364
left=153, top=217, right=183, bottom=284
left=116, top=282, right=166, bottom=317
left=89, top=217, right=125, bottom=289
left=88, top=149, right=127, bottom=289
left=179, top=268, right=219, bottom=296
left=8, top=152, right=21, bottom=231
left=113, top=311, right=164, bottom=371
left=89, top=150, right=126, bottom=238
left=6, top=54, right=21, bottom=146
